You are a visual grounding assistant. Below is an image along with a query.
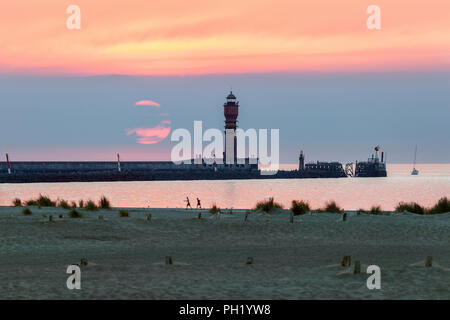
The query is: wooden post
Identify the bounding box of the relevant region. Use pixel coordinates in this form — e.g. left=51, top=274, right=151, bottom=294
left=290, top=212, right=294, bottom=223
left=244, top=212, right=249, bottom=222
left=165, top=256, right=173, bottom=265
left=354, top=260, right=361, bottom=274
left=147, top=214, right=152, bottom=221
left=341, top=255, right=351, bottom=267
left=246, top=257, right=253, bottom=265
left=425, top=256, right=433, bottom=267
left=342, top=213, right=347, bottom=222
left=49, top=215, right=54, bottom=222
left=198, top=212, right=202, bottom=219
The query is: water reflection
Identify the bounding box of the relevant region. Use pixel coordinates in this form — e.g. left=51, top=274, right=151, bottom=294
left=1, top=164, right=449, bottom=210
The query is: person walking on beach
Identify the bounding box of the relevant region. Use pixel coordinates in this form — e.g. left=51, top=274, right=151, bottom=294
left=196, top=198, right=202, bottom=209
left=185, top=197, right=192, bottom=209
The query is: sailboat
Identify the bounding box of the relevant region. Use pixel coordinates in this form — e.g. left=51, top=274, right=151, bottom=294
left=411, top=145, right=419, bottom=175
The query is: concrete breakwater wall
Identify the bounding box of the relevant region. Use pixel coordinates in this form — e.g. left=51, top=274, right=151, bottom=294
left=0, top=160, right=258, bottom=172
left=0, top=161, right=346, bottom=183
left=0, top=161, right=192, bottom=172
left=0, top=170, right=345, bottom=183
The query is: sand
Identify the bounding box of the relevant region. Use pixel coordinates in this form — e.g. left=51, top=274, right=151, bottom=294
left=0, top=206, right=449, bottom=300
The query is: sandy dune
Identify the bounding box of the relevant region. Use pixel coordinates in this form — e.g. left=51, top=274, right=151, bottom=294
left=0, top=206, right=449, bottom=299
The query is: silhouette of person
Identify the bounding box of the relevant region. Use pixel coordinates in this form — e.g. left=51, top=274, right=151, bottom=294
left=185, top=197, right=191, bottom=209
left=196, top=198, right=201, bottom=209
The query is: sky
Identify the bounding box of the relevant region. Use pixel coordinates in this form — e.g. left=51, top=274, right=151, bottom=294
left=0, top=1, right=449, bottom=163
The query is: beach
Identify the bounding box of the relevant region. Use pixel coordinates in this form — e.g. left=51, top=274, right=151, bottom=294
left=0, top=206, right=449, bottom=300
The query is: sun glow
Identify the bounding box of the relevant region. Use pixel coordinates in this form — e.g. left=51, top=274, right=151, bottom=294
left=0, top=0, right=449, bottom=75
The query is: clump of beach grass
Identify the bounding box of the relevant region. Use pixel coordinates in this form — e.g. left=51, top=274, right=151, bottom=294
left=25, top=199, right=38, bottom=206
left=369, top=205, right=382, bottom=215
left=25, top=195, right=56, bottom=207
left=356, top=208, right=366, bottom=215
left=428, top=197, right=450, bottom=214
left=78, top=200, right=84, bottom=208
left=290, top=200, right=310, bottom=215
left=254, top=197, right=283, bottom=213
left=12, top=198, right=22, bottom=207
left=394, top=198, right=449, bottom=215
left=323, top=201, right=343, bottom=213
left=69, top=209, right=83, bottom=218
left=99, top=196, right=111, bottom=209
left=58, top=199, right=71, bottom=210
left=22, top=208, right=32, bottom=216
left=36, top=195, right=56, bottom=207
left=119, top=210, right=129, bottom=217
left=85, top=200, right=99, bottom=211
left=395, top=202, right=426, bottom=215
left=209, top=204, right=221, bottom=214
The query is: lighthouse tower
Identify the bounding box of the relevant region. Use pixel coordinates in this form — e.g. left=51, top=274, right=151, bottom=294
left=299, top=151, right=305, bottom=170
left=224, top=91, right=239, bottom=164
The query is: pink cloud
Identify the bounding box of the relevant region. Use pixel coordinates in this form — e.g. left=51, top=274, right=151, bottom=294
left=135, top=100, right=160, bottom=107
left=126, top=120, right=171, bottom=145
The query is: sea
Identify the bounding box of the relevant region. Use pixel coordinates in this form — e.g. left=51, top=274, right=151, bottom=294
left=1, top=164, right=449, bottom=210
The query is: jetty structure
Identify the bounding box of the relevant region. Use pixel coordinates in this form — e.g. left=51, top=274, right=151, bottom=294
left=354, top=145, right=387, bottom=177
left=342, top=145, right=387, bottom=177
left=0, top=92, right=386, bottom=183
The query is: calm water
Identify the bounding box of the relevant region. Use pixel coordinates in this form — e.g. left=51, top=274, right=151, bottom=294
left=0, top=164, right=449, bottom=210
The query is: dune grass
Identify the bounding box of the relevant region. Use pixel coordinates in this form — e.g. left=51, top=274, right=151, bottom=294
left=119, top=210, right=129, bottom=217
left=99, top=196, right=111, bottom=209
left=356, top=208, right=366, bottom=215
left=395, top=202, right=426, bottom=215
left=209, top=204, right=221, bottom=214
left=10, top=195, right=449, bottom=217
left=22, top=208, right=32, bottom=216
left=69, top=209, right=83, bottom=218
left=36, top=195, right=56, bottom=207
left=58, top=199, right=71, bottom=210
left=85, top=200, right=99, bottom=211
left=323, top=201, right=343, bottom=213
left=12, top=196, right=114, bottom=212
left=369, top=205, right=382, bottom=215
left=24, top=195, right=56, bottom=207
left=12, top=198, right=22, bottom=207
left=394, top=197, right=449, bottom=215
left=290, top=200, right=310, bottom=215
left=254, top=197, right=283, bottom=213
left=355, top=206, right=385, bottom=215
left=23, top=199, right=37, bottom=206
left=428, top=197, right=450, bottom=214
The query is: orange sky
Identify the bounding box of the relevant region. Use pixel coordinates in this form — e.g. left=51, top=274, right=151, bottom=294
left=0, top=0, right=449, bottom=75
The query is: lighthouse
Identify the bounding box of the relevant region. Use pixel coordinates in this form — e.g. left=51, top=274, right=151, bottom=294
left=224, top=91, right=239, bottom=164
left=299, top=151, right=305, bottom=170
